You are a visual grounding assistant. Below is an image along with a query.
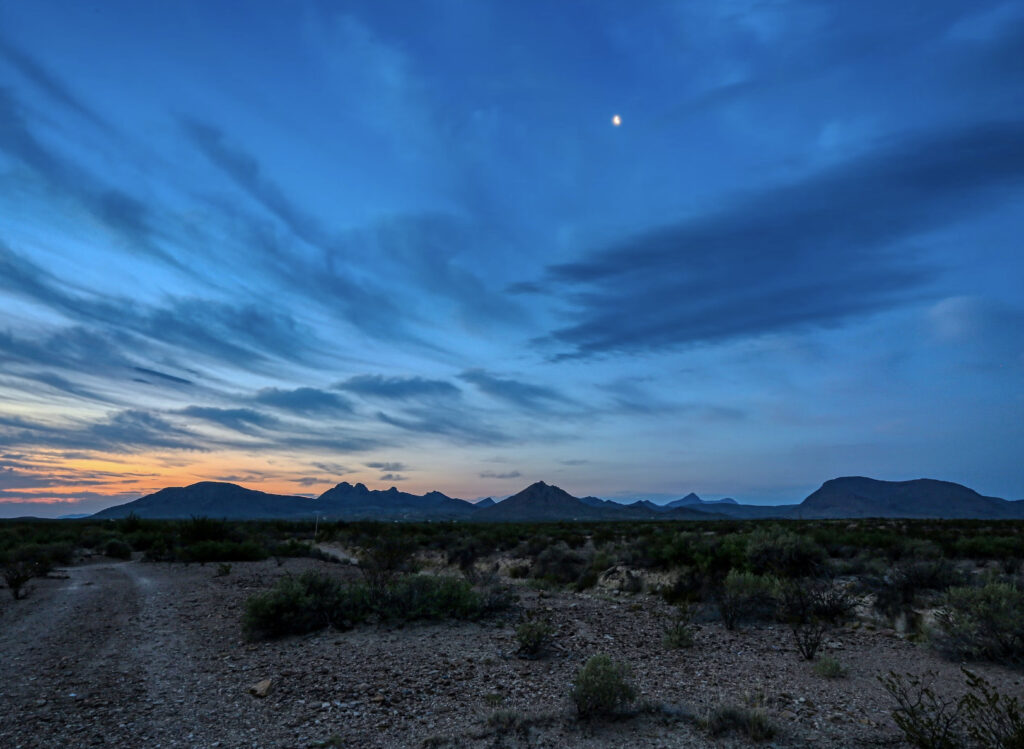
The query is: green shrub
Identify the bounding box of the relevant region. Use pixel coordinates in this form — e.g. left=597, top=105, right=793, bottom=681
left=935, top=582, right=1024, bottom=663
left=515, top=618, right=555, bottom=658
left=704, top=704, right=776, bottom=741
left=717, top=570, right=778, bottom=630
left=243, top=571, right=353, bottom=639
left=663, top=605, right=695, bottom=649
left=243, top=572, right=485, bottom=639
left=813, top=656, right=847, bottom=678
left=104, top=538, right=133, bottom=560
left=745, top=526, right=825, bottom=578
left=531, top=542, right=592, bottom=587
left=571, top=654, right=636, bottom=719
left=379, top=575, right=483, bottom=622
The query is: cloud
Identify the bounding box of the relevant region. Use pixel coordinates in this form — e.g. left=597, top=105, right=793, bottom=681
left=312, top=461, right=351, bottom=475
left=479, top=470, right=522, bottom=479
left=0, top=89, right=162, bottom=257
left=379, top=473, right=406, bottom=482
left=0, top=241, right=319, bottom=372
left=365, top=461, right=406, bottom=472
left=0, top=36, right=110, bottom=131
left=133, top=367, right=193, bottom=385
left=254, top=387, right=354, bottom=415
left=336, top=374, right=461, bottom=400
left=459, top=369, right=571, bottom=411
left=541, top=120, right=1024, bottom=357
left=376, top=408, right=509, bottom=445
left=177, top=406, right=278, bottom=433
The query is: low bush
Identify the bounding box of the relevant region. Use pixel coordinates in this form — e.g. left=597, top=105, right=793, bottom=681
left=181, top=540, right=267, bottom=564
left=745, top=526, right=825, bottom=578
left=104, top=538, right=133, bottom=560
left=703, top=704, right=776, bottom=741
left=663, top=605, right=695, bottom=649
left=571, top=654, right=636, bottom=719
left=880, top=668, right=1024, bottom=749
left=515, top=617, right=555, bottom=658
left=935, top=582, right=1024, bottom=663
left=813, top=656, right=847, bottom=678
left=717, top=570, right=777, bottom=630
left=243, top=571, right=488, bottom=639
left=2, top=560, right=35, bottom=600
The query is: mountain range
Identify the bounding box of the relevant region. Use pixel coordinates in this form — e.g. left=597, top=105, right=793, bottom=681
left=89, top=476, right=1024, bottom=521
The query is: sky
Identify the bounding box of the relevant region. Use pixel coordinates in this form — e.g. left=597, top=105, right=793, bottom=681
left=1, top=1, right=1023, bottom=517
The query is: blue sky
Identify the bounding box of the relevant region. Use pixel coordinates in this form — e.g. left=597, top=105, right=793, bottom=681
left=1, top=0, right=1022, bottom=516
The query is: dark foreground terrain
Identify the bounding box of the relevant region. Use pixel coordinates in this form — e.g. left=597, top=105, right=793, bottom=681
left=2, top=547, right=1022, bottom=748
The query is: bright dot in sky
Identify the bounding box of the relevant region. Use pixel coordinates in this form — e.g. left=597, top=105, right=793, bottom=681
left=611, top=114, right=622, bottom=126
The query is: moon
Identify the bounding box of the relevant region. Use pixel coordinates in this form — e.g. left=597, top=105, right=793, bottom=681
left=611, top=114, right=622, bottom=127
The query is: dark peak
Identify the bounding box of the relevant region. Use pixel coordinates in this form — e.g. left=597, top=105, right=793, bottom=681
left=526, top=480, right=549, bottom=490
left=354, top=482, right=368, bottom=492
left=333, top=481, right=353, bottom=490
left=681, top=492, right=700, bottom=502
left=386, top=486, right=399, bottom=494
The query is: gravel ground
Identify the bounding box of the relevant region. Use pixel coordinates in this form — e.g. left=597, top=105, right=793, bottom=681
left=1, top=556, right=1021, bottom=748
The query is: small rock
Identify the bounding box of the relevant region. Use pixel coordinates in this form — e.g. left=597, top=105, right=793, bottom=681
left=248, top=679, right=272, bottom=698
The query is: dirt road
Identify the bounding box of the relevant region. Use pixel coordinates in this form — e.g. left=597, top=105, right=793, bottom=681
left=0, top=560, right=282, bottom=748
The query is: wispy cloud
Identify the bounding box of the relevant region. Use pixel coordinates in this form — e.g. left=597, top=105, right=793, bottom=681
left=459, top=369, right=572, bottom=411
left=542, top=121, right=1024, bottom=357
left=336, top=374, right=461, bottom=400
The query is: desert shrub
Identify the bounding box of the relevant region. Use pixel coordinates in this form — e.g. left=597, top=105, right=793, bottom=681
left=717, top=570, right=778, bottom=630
left=358, top=535, right=418, bottom=587
left=378, top=575, right=483, bottom=622
left=571, top=654, right=636, bottom=719
left=879, top=671, right=963, bottom=749
left=813, top=656, right=847, bottom=678
left=243, top=571, right=355, bottom=638
left=663, top=605, right=695, bottom=649
left=960, top=669, right=1024, bottom=748
left=179, top=516, right=231, bottom=545
left=661, top=565, right=711, bottom=604
left=881, top=669, right=1024, bottom=749
left=874, top=558, right=965, bottom=620
left=180, top=540, right=267, bottom=563
left=745, top=526, right=825, bottom=578
left=703, top=704, right=776, bottom=741
left=515, top=617, right=555, bottom=658
left=244, top=572, right=486, bottom=639
left=777, top=577, right=854, bottom=660
left=103, top=538, right=133, bottom=560
left=215, top=562, right=232, bottom=577
left=935, top=582, right=1024, bottom=663
left=2, top=560, right=35, bottom=599
left=531, top=542, right=591, bottom=587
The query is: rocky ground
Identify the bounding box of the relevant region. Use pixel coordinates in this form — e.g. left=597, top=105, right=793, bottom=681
left=1, top=555, right=1021, bottom=748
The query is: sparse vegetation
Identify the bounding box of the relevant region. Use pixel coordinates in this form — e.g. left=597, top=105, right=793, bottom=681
left=571, top=654, right=637, bottom=719
left=703, top=704, right=777, bottom=741
left=662, top=604, right=696, bottom=649
left=813, top=655, right=847, bottom=678
left=934, top=581, right=1024, bottom=663
left=880, top=668, right=1024, bottom=749
left=515, top=616, right=555, bottom=658
left=717, top=569, right=778, bottom=630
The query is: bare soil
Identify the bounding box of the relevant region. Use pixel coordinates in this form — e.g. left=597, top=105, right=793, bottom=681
left=1, top=556, right=1021, bottom=748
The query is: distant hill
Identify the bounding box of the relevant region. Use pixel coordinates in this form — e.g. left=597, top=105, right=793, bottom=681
left=315, top=482, right=475, bottom=520
left=476, top=481, right=715, bottom=522
left=92, top=482, right=318, bottom=520
left=89, top=476, right=1021, bottom=521
left=666, top=493, right=739, bottom=508
left=795, top=477, right=1024, bottom=519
